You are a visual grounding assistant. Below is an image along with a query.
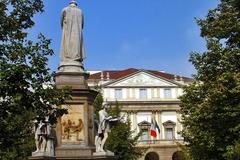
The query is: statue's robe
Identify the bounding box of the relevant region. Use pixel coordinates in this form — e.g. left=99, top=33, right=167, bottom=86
left=60, top=5, right=85, bottom=62
left=98, top=110, right=110, bottom=134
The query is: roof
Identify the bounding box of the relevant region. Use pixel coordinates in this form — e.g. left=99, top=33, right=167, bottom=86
left=88, top=68, right=193, bottom=82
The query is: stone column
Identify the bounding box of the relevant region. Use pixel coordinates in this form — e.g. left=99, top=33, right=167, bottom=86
left=176, top=110, right=181, bottom=139
left=130, top=111, right=134, bottom=131
left=132, top=111, right=137, bottom=136
left=158, top=110, right=163, bottom=139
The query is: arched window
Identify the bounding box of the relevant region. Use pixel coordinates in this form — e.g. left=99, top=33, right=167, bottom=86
left=172, top=151, right=184, bottom=160
left=145, top=152, right=159, bottom=160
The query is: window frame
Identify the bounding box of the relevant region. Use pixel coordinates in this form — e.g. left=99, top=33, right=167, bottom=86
left=164, top=88, right=172, bottom=99
left=139, top=88, right=147, bottom=99
left=114, top=88, right=123, bottom=99
left=163, top=120, right=176, bottom=140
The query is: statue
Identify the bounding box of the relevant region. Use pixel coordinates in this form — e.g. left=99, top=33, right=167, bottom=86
left=95, top=103, right=118, bottom=153
left=34, top=120, right=47, bottom=153
left=32, top=117, right=55, bottom=157
left=60, top=0, right=85, bottom=63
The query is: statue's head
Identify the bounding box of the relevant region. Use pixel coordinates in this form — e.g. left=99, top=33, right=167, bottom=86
left=69, top=0, right=77, bottom=6
left=102, top=102, right=109, bottom=109
left=44, top=116, right=49, bottom=123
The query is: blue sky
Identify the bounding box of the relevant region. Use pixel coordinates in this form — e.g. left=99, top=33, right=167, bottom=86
left=30, top=0, right=218, bottom=77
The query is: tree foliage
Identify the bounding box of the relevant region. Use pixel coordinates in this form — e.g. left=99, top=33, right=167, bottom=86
left=180, top=0, right=240, bottom=159
left=93, top=94, right=145, bottom=160
left=0, top=1, right=68, bottom=159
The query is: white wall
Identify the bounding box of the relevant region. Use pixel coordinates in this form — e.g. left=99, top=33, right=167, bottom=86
left=161, top=111, right=177, bottom=123
left=136, top=112, right=151, bottom=133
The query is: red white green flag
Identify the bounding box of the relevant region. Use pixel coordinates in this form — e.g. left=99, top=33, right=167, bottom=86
left=150, top=117, right=160, bottom=137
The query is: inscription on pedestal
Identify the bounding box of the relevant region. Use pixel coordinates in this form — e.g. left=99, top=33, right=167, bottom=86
left=60, top=75, right=84, bottom=85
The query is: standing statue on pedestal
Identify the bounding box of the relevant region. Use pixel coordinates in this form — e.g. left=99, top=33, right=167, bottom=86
left=60, top=0, right=85, bottom=71
left=94, top=103, right=118, bottom=154
left=32, top=117, right=55, bottom=157
left=34, top=120, right=47, bottom=153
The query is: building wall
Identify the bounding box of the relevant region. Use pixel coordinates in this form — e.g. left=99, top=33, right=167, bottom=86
left=88, top=71, right=189, bottom=160
left=102, top=87, right=184, bottom=159
left=103, top=87, right=183, bottom=101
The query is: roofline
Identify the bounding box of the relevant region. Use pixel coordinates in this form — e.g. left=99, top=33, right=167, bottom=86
left=102, top=69, right=184, bottom=87
left=103, top=86, right=182, bottom=88
left=107, top=100, right=181, bottom=105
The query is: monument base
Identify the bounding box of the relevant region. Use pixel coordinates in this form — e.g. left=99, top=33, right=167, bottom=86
left=29, top=156, right=56, bottom=160
left=55, top=156, right=115, bottom=160
left=93, top=150, right=115, bottom=156
left=56, top=146, right=115, bottom=159
left=58, top=61, right=84, bottom=73
left=55, top=145, right=94, bottom=158
left=55, top=71, right=89, bottom=90
left=32, top=151, right=54, bottom=157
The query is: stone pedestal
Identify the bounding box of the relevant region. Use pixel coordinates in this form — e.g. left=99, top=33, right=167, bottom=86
left=55, top=70, right=97, bottom=159
left=55, top=71, right=89, bottom=90
left=54, top=70, right=116, bottom=160
left=29, top=156, right=56, bottom=160
left=93, top=151, right=115, bottom=157
left=58, top=61, right=85, bottom=73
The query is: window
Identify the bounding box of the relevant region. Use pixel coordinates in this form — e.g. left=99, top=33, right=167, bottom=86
left=165, top=128, right=173, bottom=140
left=164, top=88, right=172, bottom=99
left=138, top=120, right=151, bottom=141
left=141, top=130, right=149, bottom=141
left=115, top=89, right=122, bottom=99
left=139, top=89, right=147, bottom=99
left=163, top=120, right=176, bottom=140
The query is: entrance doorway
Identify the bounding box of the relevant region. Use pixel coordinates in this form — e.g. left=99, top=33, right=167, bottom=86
left=172, top=151, right=184, bottom=160
left=145, top=152, right=159, bottom=160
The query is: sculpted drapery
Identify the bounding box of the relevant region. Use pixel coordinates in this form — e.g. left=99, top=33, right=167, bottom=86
left=60, top=2, right=85, bottom=62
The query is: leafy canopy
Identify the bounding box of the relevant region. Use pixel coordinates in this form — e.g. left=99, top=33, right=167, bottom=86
left=180, top=0, right=240, bottom=159
left=0, top=0, right=68, bottom=159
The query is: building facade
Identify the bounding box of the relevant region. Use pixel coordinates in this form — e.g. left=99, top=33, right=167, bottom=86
left=88, top=68, right=193, bottom=160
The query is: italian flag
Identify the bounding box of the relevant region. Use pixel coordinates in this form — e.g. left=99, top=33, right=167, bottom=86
left=150, top=117, right=160, bottom=137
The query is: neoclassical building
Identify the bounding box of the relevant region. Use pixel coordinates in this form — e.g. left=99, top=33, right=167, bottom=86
left=88, top=68, right=192, bottom=160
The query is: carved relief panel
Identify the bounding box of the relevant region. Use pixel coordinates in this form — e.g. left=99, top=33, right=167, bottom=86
left=61, top=105, right=85, bottom=143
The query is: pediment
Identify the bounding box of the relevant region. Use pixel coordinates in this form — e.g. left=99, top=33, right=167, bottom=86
left=163, top=120, right=176, bottom=126
left=138, top=120, right=151, bottom=126
left=106, top=72, right=178, bottom=87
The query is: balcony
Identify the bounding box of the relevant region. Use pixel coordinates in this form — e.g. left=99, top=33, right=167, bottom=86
left=138, top=139, right=184, bottom=147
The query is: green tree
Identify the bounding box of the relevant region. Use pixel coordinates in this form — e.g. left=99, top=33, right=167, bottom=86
left=93, top=94, right=145, bottom=160
left=93, top=92, right=103, bottom=122
left=0, top=1, right=68, bottom=159
left=180, top=0, right=240, bottom=159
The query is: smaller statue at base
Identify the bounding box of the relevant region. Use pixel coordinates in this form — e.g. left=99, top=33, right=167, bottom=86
left=32, top=117, right=55, bottom=157
left=94, top=103, right=119, bottom=155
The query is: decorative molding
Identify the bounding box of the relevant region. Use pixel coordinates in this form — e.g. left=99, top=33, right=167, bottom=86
left=107, top=72, right=178, bottom=87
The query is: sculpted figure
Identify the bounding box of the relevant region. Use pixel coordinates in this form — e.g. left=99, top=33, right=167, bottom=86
left=34, top=120, right=47, bottom=152
left=62, top=119, right=84, bottom=141
left=60, top=0, right=85, bottom=62
left=95, top=103, right=118, bottom=152
left=32, top=117, right=55, bottom=157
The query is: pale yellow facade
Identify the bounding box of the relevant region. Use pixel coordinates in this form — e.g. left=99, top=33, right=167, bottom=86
left=88, top=69, right=192, bottom=160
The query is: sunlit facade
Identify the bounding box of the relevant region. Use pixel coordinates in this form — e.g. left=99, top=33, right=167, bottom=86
left=88, top=68, right=193, bottom=160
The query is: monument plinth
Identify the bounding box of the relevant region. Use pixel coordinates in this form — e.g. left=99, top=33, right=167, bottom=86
left=53, top=1, right=115, bottom=160
left=31, top=1, right=116, bottom=159
left=55, top=71, right=89, bottom=90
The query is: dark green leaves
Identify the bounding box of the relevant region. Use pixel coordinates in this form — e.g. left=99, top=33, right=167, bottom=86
left=0, top=0, right=68, bottom=159
left=180, top=0, right=240, bottom=159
